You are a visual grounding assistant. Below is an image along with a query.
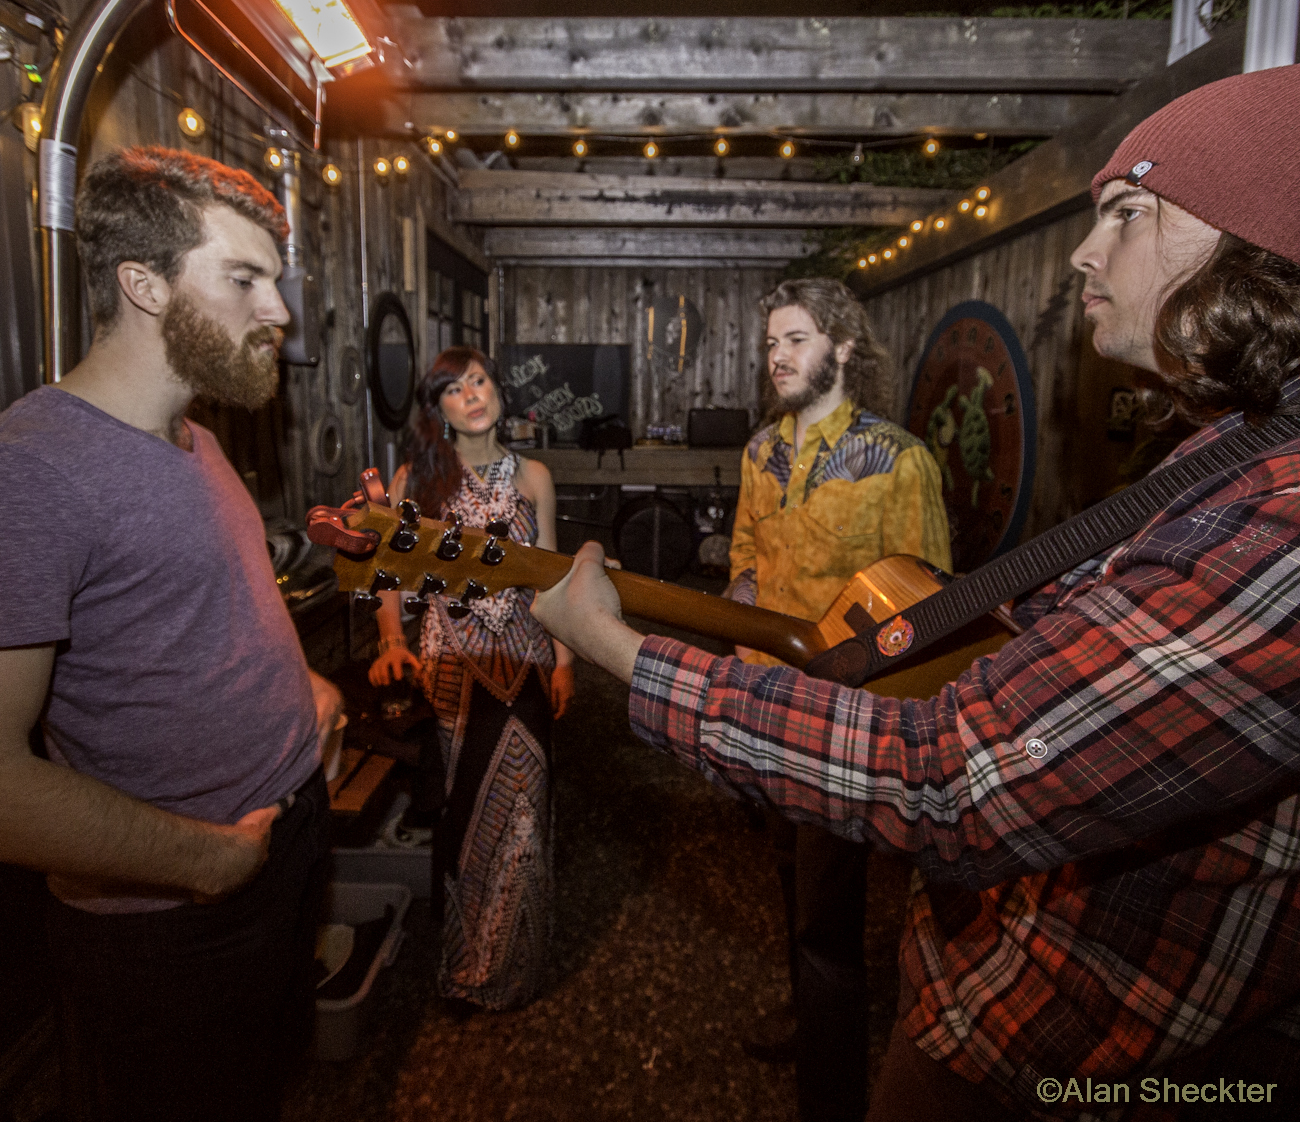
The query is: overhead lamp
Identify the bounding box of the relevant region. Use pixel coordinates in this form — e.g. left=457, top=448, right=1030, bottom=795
left=177, top=107, right=205, bottom=139
left=393, top=154, right=410, bottom=175
left=923, top=138, right=939, bottom=156
left=424, top=136, right=443, bottom=157
left=851, top=143, right=864, bottom=166
left=270, top=0, right=373, bottom=72
left=322, top=163, right=342, bottom=186
left=643, top=140, right=659, bottom=159
left=444, top=129, right=458, bottom=143
left=713, top=137, right=730, bottom=157
left=779, top=139, right=795, bottom=159
left=898, top=236, right=909, bottom=248
left=264, top=147, right=286, bottom=173
left=974, top=204, right=989, bottom=219
left=373, top=156, right=391, bottom=179
left=910, top=220, right=923, bottom=233
left=958, top=199, right=972, bottom=213
left=975, top=186, right=991, bottom=202
left=17, top=102, right=41, bottom=153
left=504, top=129, right=520, bottom=149
left=934, top=217, right=947, bottom=230
left=867, top=253, right=878, bottom=265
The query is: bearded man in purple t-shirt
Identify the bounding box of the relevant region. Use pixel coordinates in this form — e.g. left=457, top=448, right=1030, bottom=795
left=0, top=148, right=339, bottom=1121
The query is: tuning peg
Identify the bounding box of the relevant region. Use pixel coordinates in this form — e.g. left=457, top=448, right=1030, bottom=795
left=445, top=578, right=487, bottom=619
left=480, top=522, right=509, bottom=565
left=436, top=511, right=464, bottom=561
left=368, top=569, right=402, bottom=597
left=404, top=596, right=430, bottom=615
left=417, top=574, right=446, bottom=598
left=485, top=519, right=510, bottom=537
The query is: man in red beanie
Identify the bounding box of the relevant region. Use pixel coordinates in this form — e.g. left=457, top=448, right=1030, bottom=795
left=534, top=65, right=1300, bottom=1120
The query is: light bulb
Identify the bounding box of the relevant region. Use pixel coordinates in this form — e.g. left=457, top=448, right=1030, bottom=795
left=322, top=163, right=342, bottom=186
left=867, top=253, right=878, bottom=265
left=424, top=137, right=443, bottom=157
left=264, top=148, right=285, bottom=173
left=444, top=129, right=458, bottom=143
left=178, top=108, right=205, bottom=139
left=974, top=204, right=988, bottom=218
left=898, top=236, right=909, bottom=248
left=851, top=143, right=864, bottom=166
left=923, top=138, right=939, bottom=156
left=883, top=249, right=893, bottom=260
left=505, top=129, right=520, bottom=148
left=643, top=140, right=659, bottom=159
left=393, top=155, right=410, bottom=174
left=959, top=199, right=972, bottom=213
left=857, top=257, right=868, bottom=269
left=910, top=220, right=923, bottom=233
left=975, top=186, right=991, bottom=202
left=713, top=137, right=729, bottom=157
left=572, top=138, right=589, bottom=157
left=374, top=156, right=391, bottom=179
left=779, top=139, right=795, bottom=159
left=934, top=217, right=947, bottom=230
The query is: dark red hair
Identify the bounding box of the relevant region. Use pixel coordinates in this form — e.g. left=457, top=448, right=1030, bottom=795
left=405, top=347, right=498, bottom=513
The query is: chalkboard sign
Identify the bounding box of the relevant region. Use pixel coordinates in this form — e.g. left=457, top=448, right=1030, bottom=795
left=497, top=344, right=631, bottom=443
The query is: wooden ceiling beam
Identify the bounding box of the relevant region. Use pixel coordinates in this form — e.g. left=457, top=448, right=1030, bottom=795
left=484, top=226, right=815, bottom=265
left=393, top=16, right=1168, bottom=94
left=452, top=169, right=951, bottom=227
left=392, top=89, right=1105, bottom=138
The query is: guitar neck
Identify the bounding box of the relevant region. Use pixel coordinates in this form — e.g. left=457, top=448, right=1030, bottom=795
left=478, top=543, right=827, bottom=668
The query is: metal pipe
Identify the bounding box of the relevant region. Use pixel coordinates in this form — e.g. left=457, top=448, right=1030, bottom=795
left=39, top=0, right=152, bottom=382
left=358, top=137, right=373, bottom=471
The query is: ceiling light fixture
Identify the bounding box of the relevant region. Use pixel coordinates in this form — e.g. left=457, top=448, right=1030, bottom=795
left=270, top=0, right=373, bottom=72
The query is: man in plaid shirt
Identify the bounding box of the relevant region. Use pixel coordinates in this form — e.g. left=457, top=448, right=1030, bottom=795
left=536, top=68, right=1300, bottom=1119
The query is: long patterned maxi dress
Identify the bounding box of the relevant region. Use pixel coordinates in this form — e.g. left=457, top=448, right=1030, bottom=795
left=418, top=453, right=556, bottom=1010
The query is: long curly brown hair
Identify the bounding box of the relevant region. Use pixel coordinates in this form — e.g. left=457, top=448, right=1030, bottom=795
left=1152, top=233, right=1300, bottom=426
left=404, top=346, right=500, bottom=513
left=758, top=278, right=894, bottom=423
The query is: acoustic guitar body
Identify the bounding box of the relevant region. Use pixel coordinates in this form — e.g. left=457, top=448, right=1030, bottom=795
left=815, top=555, right=1015, bottom=701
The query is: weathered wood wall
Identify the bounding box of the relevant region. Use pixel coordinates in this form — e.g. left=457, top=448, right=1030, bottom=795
left=503, top=265, right=782, bottom=435
left=861, top=206, right=1142, bottom=542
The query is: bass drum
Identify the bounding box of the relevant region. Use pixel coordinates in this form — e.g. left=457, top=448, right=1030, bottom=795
left=612, top=495, right=694, bottom=582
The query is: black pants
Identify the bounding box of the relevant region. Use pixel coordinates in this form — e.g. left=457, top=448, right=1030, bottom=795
left=779, top=821, right=870, bottom=1122
left=46, top=770, right=331, bottom=1122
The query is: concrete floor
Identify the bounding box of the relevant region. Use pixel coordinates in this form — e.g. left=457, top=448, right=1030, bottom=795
left=285, top=624, right=912, bottom=1122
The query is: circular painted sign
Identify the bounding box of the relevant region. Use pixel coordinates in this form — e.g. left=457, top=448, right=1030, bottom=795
left=906, top=300, right=1036, bottom=572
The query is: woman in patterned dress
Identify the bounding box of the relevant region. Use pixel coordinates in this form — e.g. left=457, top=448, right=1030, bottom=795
left=369, top=347, right=574, bottom=1010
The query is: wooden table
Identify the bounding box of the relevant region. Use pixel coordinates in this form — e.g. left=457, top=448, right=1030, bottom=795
left=525, top=446, right=742, bottom=487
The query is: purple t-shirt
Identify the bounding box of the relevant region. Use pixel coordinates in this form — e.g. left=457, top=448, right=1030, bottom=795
left=0, top=387, right=319, bottom=907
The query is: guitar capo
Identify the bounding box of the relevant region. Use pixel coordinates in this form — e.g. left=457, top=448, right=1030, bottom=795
left=304, top=466, right=392, bottom=556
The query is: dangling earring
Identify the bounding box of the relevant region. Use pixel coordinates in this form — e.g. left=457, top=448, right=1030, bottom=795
left=443, top=418, right=451, bottom=441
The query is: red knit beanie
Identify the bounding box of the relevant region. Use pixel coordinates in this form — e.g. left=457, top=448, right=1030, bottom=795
left=1091, top=64, right=1300, bottom=265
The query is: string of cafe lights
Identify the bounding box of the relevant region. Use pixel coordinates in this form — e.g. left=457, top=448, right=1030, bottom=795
left=854, top=184, right=993, bottom=273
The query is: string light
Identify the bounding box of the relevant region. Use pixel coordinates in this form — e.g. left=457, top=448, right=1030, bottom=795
left=779, top=139, right=796, bottom=159
left=713, top=137, right=730, bottom=157
left=572, top=137, right=589, bottom=157
left=975, top=186, right=991, bottom=202
left=19, top=103, right=41, bottom=152
left=923, top=138, right=939, bottom=156
left=264, top=148, right=285, bottom=173
left=974, top=204, right=989, bottom=218
left=643, top=140, right=659, bottom=159
left=898, top=236, right=909, bottom=248
left=393, top=154, right=410, bottom=175
left=910, top=220, right=923, bottom=233
left=424, top=136, right=443, bottom=157
left=867, top=253, right=878, bottom=265
left=883, top=249, right=893, bottom=259
left=373, top=156, right=391, bottom=179
left=857, top=257, right=868, bottom=269
left=958, top=199, right=972, bottom=213
left=504, top=129, right=520, bottom=149
left=322, top=163, right=342, bottom=186
left=177, top=107, right=205, bottom=139
left=444, top=129, right=458, bottom=143
left=934, top=217, right=947, bottom=230
left=851, top=143, right=864, bottom=166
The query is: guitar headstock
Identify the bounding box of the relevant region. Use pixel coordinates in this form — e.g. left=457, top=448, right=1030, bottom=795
left=329, top=501, right=555, bottom=617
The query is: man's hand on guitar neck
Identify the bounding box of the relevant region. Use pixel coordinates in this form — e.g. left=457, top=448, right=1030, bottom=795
left=532, top=542, right=643, bottom=684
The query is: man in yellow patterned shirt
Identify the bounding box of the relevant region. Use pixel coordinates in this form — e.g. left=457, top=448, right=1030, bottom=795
left=728, top=278, right=950, bottom=1122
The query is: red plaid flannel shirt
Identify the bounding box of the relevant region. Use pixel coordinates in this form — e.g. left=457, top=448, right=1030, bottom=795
left=629, top=408, right=1300, bottom=1116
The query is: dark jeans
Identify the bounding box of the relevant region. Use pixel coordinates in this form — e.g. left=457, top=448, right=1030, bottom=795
left=787, top=822, right=871, bottom=1122
left=46, top=769, right=331, bottom=1122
